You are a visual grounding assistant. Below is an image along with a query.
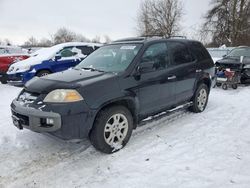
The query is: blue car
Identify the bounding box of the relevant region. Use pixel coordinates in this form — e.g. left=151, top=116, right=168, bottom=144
left=7, top=42, right=102, bottom=85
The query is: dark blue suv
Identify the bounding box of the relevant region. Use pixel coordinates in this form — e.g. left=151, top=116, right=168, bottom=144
left=11, top=37, right=214, bottom=153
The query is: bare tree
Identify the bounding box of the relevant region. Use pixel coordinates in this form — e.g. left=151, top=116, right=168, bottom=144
left=203, top=0, right=250, bottom=46
left=104, top=35, right=112, bottom=44
left=39, top=38, right=53, bottom=47
left=52, top=27, right=91, bottom=44
left=92, top=36, right=101, bottom=43
left=53, top=28, right=76, bottom=44
left=74, top=34, right=91, bottom=43
left=136, top=0, right=183, bottom=37
left=23, top=36, right=39, bottom=47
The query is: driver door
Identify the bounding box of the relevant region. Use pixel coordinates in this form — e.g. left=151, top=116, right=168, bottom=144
left=137, top=42, right=176, bottom=116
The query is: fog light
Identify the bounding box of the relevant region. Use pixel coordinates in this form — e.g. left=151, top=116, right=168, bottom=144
left=46, top=118, right=54, bottom=125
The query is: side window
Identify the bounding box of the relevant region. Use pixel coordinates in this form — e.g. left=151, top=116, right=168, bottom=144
left=77, top=46, right=94, bottom=56
left=142, top=43, right=169, bottom=69
left=170, top=42, right=193, bottom=65
left=58, top=47, right=76, bottom=58
left=191, top=42, right=211, bottom=61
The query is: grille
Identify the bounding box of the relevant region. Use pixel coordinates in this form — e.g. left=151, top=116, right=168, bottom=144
left=12, top=110, right=29, bottom=126
left=17, top=90, right=39, bottom=104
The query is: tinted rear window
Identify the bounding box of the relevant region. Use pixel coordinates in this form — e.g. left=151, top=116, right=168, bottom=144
left=190, top=42, right=211, bottom=61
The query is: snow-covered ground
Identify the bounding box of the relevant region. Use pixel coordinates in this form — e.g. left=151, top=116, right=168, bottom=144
left=0, top=84, right=250, bottom=188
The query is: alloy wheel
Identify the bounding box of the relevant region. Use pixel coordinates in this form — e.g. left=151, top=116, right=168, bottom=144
left=104, top=113, right=129, bottom=146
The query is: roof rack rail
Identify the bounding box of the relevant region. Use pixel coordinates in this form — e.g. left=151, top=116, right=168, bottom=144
left=140, top=34, right=165, bottom=38
left=169, top=35, right=187, bottom=39
left=113, top=37, right=146, bottom=43
left=237, top=46, right=248, bottom=48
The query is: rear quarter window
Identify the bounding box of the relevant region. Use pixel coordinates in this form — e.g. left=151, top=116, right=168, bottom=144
left=168, top=42, right=194, bottom=66
left=77, top=46, right=95, bottom=56
left=190, top=42, right=211, bottom=61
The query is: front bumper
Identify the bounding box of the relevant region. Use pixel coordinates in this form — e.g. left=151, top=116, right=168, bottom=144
left=10, top=98, right=96, bottom=140
left=11, top=100, right=61, bottom=132
left=7, top=71, right=36, bottom=86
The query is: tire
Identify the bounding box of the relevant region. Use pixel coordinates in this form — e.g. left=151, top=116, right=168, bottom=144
left=36, top=70, right=51, bottom=77
left=0, top=79, right=7, bottom=84
left=90, top=105, right=133, bottom=154
left=189, top=83, right=209, bottom=113
left=0, top=74, right=7, bottom=84
left=232, top=84, right=238, bottom=90
left=216, top=83, right=222, bottom=87
left=222, top=83, right=228, bottom=90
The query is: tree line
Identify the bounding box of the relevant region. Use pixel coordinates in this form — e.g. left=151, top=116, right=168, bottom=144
left=0, top=27, right=112, bottom=47
left=136, top=0, right=250, bottom=47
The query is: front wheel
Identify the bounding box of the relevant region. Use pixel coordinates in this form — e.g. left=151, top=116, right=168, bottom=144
left=189, top=83, right=209, bottom=113
left=90, top=106, right=133, bottom=154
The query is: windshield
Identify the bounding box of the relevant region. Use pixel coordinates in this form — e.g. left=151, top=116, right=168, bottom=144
left=227, top=48, right=250, bottom=57
left=208, top=49, right=229, bottom=58
left=75, top=44, right=143, bottom=72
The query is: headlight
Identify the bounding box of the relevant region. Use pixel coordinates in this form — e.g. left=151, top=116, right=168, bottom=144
left=44, top=89, right=83, bottom=103
left=8, top=66, right=15, bottom=73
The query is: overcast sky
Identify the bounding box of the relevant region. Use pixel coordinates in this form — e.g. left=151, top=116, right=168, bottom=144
left=0, top=0, right=211, bottom=45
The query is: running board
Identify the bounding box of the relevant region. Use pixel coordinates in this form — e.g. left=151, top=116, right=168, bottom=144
left=139, top=102, right=193, bottom=126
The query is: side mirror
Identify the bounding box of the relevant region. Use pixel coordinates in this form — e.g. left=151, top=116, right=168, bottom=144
left=55, top=55, right=62, bottom=61
left=137, top=61, right=155, bottom=74
left=222, top=54, right=227, bottom=58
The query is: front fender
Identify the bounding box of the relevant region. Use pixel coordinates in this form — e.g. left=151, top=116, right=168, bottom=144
left=31, top=62, right=53, bottom=74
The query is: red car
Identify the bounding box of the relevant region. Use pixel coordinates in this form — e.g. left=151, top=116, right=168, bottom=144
left=0, top=46, right=29, bottom=84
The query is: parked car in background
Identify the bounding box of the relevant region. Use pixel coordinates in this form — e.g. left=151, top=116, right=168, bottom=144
left=215, top=46, right=250, bottom=83
left=0, top=46, right=29, bottom=84
left=7, top=42, right=102, bottom=85
left=11, top=37, right=214, bottom=153
left=207, top=47, right=234, bottom=63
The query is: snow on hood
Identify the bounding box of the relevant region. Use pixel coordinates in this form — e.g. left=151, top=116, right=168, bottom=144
left=7, top=42, right=102, bottom=74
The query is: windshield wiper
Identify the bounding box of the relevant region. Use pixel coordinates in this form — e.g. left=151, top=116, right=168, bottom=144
left=80, top=67, right=105, bottom=72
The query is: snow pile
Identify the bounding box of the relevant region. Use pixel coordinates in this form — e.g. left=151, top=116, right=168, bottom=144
left=0, top=84, right=250, bottom=188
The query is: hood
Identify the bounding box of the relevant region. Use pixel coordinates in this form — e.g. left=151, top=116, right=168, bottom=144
left=217, top=56, right=250, bottom=65
left=25, top=69, right=115, bottom=94
left=217, top=56, right=241, bottom=64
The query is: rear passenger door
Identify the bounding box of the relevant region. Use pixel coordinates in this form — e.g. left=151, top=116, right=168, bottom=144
left=168, top=42, right=197, bottom=104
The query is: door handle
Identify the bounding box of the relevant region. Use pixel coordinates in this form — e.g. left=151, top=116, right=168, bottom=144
left=167, top=75, right=176, bottom=80
left=196, top=69, right=202, bottom=73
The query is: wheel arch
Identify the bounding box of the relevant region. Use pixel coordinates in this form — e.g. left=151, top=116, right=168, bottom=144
left=195, top=74, right=212, bottom=93
left=35, top=68, right=53, bottom=76
left=91, top=98, right=139, bottom=133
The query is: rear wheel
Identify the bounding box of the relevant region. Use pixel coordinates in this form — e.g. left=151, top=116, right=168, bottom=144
left=189, top=83, right=209, bottom=113
left=36, top=70, right=51, bottom=77
left=90, top=106, right=133, bottom=154
left=0, top=77, right=7, bottom=84
left=216, top=83, right=222, bottom=87
left=222, top=83, right=228, bottom=90
left=232, top=84, right=238, bottom=90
